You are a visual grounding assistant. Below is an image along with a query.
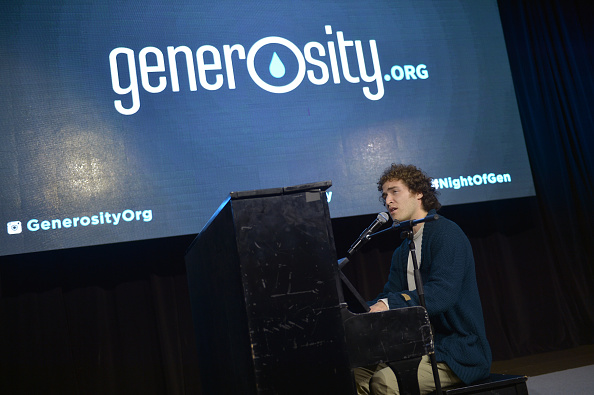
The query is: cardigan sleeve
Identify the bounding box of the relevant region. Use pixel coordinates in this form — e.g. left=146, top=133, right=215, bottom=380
left=370, top=218, right=473, bottom=316
left=368, top=242, right=408, bottom=307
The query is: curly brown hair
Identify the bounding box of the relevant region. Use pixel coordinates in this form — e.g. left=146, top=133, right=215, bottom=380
left=377, top=163, right=441, bottom=211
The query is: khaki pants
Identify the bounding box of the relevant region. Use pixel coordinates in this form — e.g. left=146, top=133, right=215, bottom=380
left=354, top=355, right=462, bottom=395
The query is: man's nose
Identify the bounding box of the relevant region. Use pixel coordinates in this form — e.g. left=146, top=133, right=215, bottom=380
left=385, top=194, right=394, bottom=205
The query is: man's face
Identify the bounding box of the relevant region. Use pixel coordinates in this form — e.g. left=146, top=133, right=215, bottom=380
left=381, top=179, right=425, bottom=222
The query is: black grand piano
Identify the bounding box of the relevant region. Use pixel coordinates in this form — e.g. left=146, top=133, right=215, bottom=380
left=185, top=182, right=433, bottom=394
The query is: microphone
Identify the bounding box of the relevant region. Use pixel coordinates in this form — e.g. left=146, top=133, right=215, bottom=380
left=347, top=212, right=390, bottom=256
left=365, top=213, right=440, bottom=240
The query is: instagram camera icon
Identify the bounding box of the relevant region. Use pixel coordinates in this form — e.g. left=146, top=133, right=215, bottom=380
left=7, top=221, right=22, bottom=235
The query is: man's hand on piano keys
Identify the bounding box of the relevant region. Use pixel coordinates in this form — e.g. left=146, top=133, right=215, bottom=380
left=369, top=300, right=389, bottom=313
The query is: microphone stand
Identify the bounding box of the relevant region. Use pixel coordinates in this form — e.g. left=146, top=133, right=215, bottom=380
left=401, top=228, right=442, bottom=395
left=368, top=214, right=443, bottom=395
left=337, top=213, right=389, bottom=313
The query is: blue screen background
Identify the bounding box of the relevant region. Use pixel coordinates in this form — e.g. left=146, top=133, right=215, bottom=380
left=0, top=0, right=534, bottom=256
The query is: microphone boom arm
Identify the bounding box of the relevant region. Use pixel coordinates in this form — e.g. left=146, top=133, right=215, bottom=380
left=367, top=214, right=440, bottom=240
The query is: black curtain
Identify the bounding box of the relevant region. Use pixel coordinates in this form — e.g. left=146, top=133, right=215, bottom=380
left=496, top=0, right=594, bottom=348
left=1, top=1, right=593, bottom=394
left=0, top=236, right=201, bottom=394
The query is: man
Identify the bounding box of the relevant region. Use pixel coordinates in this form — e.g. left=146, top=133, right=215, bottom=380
left=354, top=164, right=492, bottom=395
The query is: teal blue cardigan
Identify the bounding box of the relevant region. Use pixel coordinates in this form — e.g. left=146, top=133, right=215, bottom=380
left=371, top=210, right=492, bottom=384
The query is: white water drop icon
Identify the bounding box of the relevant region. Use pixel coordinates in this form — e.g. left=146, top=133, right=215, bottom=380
left=269, top=52, right=285, bottom=78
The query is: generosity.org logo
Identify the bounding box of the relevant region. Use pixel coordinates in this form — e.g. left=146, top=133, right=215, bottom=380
left=6, top=209, right=153, bottom=235
left=109, top=25, right=429, bottom=115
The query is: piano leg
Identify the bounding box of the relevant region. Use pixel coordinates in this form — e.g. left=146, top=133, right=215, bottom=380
left=385, top=357, right=422, bottom=395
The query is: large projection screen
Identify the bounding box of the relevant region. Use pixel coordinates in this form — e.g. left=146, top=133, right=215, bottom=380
left=0, top=0, right=534, bottom=256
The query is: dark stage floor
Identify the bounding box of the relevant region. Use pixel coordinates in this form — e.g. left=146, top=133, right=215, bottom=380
left=491, top=344, right=594, bottom=377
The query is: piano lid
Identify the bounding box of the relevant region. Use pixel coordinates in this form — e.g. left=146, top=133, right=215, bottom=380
left=229, top=180, right=332, bottom=200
